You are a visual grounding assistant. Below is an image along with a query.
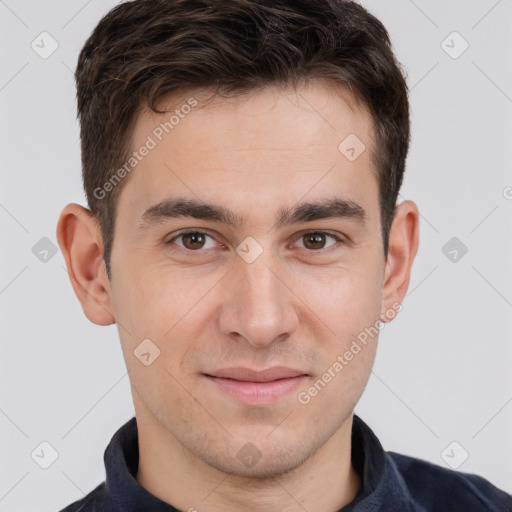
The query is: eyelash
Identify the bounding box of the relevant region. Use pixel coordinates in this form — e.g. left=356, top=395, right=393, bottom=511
left=165, top=229, right=345, bottom=254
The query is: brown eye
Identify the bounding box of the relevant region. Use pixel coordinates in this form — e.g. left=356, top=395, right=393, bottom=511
left=181, top=232, right=206, bottom=250
left=304, top=233, right=327, bottom=249
left=296, top=232, right=340, bottom=250
left=167, top=231, right=217, bottom=251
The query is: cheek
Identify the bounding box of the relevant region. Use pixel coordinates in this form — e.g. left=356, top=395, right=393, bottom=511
left=112, top=260, right=184, bottom=324
left=110, top=270, right=195, bottom=416
left=113, top=264, right=221, bottom=365
left=303, top=265, right=383, bottom=338
left=301, top=271, right=382, bottom=405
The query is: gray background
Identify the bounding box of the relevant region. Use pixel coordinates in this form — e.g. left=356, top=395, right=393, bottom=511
left=1, top=0, right=511, bottom=510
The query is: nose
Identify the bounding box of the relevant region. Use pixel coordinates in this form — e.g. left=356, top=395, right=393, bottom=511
left=218, top=248, right=299, bottom=348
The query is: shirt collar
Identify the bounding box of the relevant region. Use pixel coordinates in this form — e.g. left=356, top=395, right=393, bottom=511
left=103, top=414, right=412, bottom=511
left=339, top=415, right=413, bottom=510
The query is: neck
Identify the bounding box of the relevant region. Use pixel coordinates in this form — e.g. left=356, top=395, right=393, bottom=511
left=135, top=410, right=361, bottom=512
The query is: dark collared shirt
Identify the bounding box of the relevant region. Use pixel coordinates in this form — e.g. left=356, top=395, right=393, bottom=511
left=58, top=414, right=512, bottom=511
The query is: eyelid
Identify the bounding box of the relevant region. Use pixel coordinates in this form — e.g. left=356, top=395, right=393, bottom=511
left=293, top=230, right=344, bottom=248
left=291, top=230, right=349, bottom=254
left=166, top=229, right=222, bottom=250
left=166, top=228, right=347, bottom=253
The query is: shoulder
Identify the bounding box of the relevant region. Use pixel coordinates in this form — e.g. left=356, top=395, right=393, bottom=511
left=387, top=451, right=512, bottom=511
left=57, top=482, right=106, bottom=512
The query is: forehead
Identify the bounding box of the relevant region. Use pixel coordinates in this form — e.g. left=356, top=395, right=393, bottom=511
left=135, top=82, right=374, bottom=154
left=120, top=82, right=379, bottom=227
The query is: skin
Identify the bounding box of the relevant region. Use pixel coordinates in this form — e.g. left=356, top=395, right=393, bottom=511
left=57, top=81, right=419, bottom=512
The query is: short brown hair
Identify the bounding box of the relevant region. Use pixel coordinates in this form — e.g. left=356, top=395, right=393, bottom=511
left=75, top=0, right=410, bottom=279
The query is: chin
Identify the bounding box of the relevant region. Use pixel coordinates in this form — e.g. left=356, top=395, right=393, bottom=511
left=194, top=435, right=317, bottom=480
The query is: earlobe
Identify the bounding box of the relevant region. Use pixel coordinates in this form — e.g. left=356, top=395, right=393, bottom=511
left=56, top=203, right=115, bottom=326
left=380, top=200, right=420, bottom=321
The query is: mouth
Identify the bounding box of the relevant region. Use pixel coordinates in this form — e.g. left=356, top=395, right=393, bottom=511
left=203, top=366, right=309, bottom=405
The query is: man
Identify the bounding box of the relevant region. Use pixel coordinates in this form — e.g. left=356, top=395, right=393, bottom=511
left=56, top=0, right=512, bottom=510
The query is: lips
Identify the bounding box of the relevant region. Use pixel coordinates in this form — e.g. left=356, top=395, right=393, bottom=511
left=205, top=366, right=307, bottom=382
left=204, top=366, right=308, bottom=405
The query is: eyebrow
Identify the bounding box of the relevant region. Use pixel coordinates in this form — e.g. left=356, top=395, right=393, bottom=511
left=137, top=196, right=367, bottom=231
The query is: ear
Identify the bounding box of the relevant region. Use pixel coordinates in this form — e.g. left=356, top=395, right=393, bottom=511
left=380, top=200, right=420, bottom=322
left=56, top=203, right=115, bottom=326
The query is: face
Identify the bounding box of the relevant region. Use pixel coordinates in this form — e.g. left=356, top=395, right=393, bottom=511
left=104, top=82, right=392, bottom=477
